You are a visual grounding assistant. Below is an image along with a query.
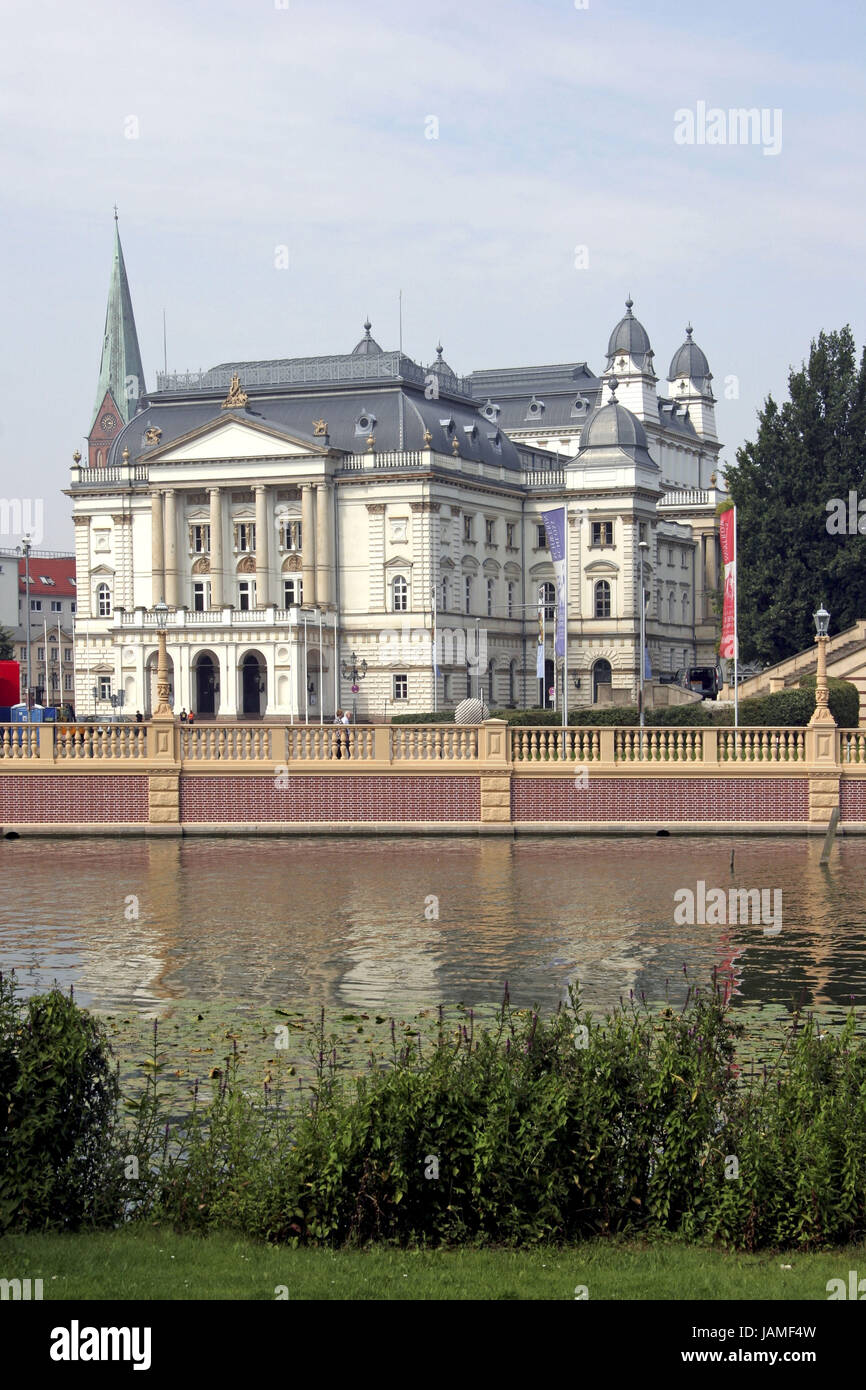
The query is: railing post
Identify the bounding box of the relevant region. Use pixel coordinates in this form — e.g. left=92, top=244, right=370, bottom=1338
left=599, top=727, right=615, bottom=765
left=702, top=727, right=718, bottom=764
left=479, top=720, right=511, bottom=825
left=38, top=724, right=56, bottom=764
left=373, top=725, right=392, bottom=765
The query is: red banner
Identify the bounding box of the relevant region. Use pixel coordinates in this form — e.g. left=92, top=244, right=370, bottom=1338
left=719, top=507, right=737, bottom=660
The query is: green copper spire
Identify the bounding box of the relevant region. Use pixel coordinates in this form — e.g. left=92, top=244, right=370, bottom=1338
left=92, top=211, right=146, bottom=428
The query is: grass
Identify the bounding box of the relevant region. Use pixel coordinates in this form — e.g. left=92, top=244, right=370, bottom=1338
left=1, top=1228, right=863, bottom=1300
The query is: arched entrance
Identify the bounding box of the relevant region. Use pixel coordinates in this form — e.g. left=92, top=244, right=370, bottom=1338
left=194, top=652, right=219, bottom=717
left=240, top=651, right=266, bottom=717
left=592, top=658, right=613, bottom=704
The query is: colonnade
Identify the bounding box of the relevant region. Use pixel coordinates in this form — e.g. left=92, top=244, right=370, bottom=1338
left=149, top=480, right=334, bottom=610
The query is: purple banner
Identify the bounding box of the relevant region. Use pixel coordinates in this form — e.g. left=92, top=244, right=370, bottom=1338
left=542, top=507, right=567, bottom=658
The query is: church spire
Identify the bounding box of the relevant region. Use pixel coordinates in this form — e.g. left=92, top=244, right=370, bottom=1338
left=91, top=213, right=146, bottom=430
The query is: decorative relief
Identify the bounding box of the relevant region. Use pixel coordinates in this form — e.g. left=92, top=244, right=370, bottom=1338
left=144, top=426, right=162, bottom=445
left=313, top=419, right=328, bottom=436
left=366, top=503, right=386, bottom=514
left=192, top=557, right=211, bottom=574
left=389, top=519, right=409, bottom=542
left=221, top=374, right=249, bottom=410
left=231, top=491, right=254, bottom=503
left=282, top=555, right=302, bottom=572
left=237, top=556, right=256, bottom=574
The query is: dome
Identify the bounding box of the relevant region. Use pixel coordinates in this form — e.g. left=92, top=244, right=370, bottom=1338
left=429, top=342, right=454, bottom=375
left=575, top=377, right=658, bottom=470
left=351, top=319, right=382, bottom=356
left=668, top=325, right=711, bottom=382
left=606, top=297, right=652, bottom=362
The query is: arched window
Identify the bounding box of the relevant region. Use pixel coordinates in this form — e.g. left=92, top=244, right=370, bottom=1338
left=441, top=575, right=448, bottom=611
left=96, top=583, right=112, bottom=617
left=682, top=592, right=690, bottom=622
left=539, top=581, right=555, bottom=621
left=669, top=590, right=676, bottom=623
left=594, top=580, right=611, bottom=619
left=392, top=574, right=409, bottom=612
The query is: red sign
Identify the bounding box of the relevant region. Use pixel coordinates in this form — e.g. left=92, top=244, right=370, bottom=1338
left=719, top=508, right=737, bottom=660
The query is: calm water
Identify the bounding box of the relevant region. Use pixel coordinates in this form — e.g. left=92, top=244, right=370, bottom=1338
left=1, top=835, right=865, bottom=1017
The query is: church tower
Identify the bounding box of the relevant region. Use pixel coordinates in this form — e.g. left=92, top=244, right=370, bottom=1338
left=88, top=213, right=146, bottom=468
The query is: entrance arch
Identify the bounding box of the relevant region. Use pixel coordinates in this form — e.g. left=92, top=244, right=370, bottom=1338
left=239, top=650, right=266, bottom=717
left=592, top=658, right=612, bottom=704
left=193, top=651, right=220, bottom=717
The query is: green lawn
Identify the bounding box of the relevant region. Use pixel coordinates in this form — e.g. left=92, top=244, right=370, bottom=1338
left=1, top=1228, right=861, bottom=1300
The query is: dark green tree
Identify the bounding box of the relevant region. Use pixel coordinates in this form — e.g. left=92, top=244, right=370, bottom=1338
left=0, top=626, right=13, bottom=660
left=726, top=327, right=866, bottom=663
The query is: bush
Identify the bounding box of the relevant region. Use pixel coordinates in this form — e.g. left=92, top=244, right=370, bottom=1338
left=0, top=974, right=121, bottom=1232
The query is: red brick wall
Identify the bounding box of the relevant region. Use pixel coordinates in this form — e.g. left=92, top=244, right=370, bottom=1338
left=180, top=775, right=482, bottom=823
left=0, top=776, right=149, bottom=824
left=512, top=776, right=810, bottom=822
left=839, top=780, right=866, bottom=822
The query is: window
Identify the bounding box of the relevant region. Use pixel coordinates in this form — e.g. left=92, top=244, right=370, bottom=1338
left=639, top=522, right=648, bottom=544
left=463, top=515, right=474, bottom=542
left=18, top=647, right=25, bottom=661
left=238, top=580, right=255, bottom=611
left=280, top=519, right=302, bottom=551
left=592, top=521, right=614, bottom=546
left=190, top=524, right=211, bottom=554
left=50, top=647, right=58, bottom=661
left=508, top=662, right=516, bottom=705
left=536, top=523, right=547, bottom=548
left=394, top=673, right=408, bottom=701
left=682, top=593, right=690, bottom=622
left=96, top=583, right=111, bottom=617
left=39, top=575, right=56, bottom=586
left=506, top=523, right=515, bottom=548
left=465, top=576, right=472, bottom=614
left=283, top=578, right=303, bottom=607
left=193, top=581, right=210, bottom=612
left=71, top=602, right=76, bottom=613
left=234, top=522, right=256, bottom=553
left=539, top=581, right=555, bottom=622
left=669, top=591, right=676, bottom=622
left=667, top=547, right=674, bottom=566
left=443, top=674, right=451, bottom=701
left=441, top=576, right=448, bottom=611
left=594, top=580, right=611, bottom=618
left=64, top=648, right=72, bottom=662
left=37, top=646, right=44, bottom=661
left=507, top=581, right=515, bottom=618
left=31, top=599, right=42, bottom=612
left=485, top=519, right=495, bottom=544
left=64, top=674, right=73, bottom=691
left=392, top=575, right=409, bottom=612
left=487, top=578, right=495, bottom=616
left=98, top=676, right=112, bottom=701
left=50, top=600, right=62, bottom=612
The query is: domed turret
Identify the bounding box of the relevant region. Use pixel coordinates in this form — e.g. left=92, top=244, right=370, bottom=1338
left=429, top=343, right=454, bottom=376
left=668, top=325, right=711, bottom=384
left=575, top=376, right=657, bottom=470
left=351, top=318, right=382, bottom=356
left=606, top=297, right=652, bottom=367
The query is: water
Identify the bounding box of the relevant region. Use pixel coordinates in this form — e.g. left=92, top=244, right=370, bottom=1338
left=1, top=835, right=865, bottom=1017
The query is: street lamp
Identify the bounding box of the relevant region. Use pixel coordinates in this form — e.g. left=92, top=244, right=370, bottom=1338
left=340, top=649, right=368, bottom=723
left=16, top=534, right=32, bottom=710
left=152, top=598, right=173, bottom=720
left=638, top=540, right=650, bottom=736
left=809, top=604, right=835, bottom=726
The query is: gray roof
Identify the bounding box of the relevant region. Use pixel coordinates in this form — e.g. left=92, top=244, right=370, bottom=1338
left=668, top=326, right=711, bottom=382
left=468, top=361, right=603, bottom=433
left=351, top=319, right=383, bottom=356
left=92, top=218, right=146, bottom=428
left=573, top=385, right=659, bottom=470
left=606, top=298, right=652, bottom=366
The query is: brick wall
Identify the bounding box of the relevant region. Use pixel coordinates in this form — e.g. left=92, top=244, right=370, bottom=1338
left=0, top=776, right=149, bottom=824
left=839, top=780, right=866, bottom=822
left=512, top=776, right=810, bottom=822
left=180, top=775, right=482, bottom=822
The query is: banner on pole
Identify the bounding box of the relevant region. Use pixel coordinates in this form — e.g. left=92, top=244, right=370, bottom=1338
left=542, top=507, right=567, bottom=658
left=719, top=507, right=738, bottom=661
left=536, top=604, right=545, bottom=679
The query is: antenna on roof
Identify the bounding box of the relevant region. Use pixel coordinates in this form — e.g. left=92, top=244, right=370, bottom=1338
left=398, top=289, right=403, bottom=354
left=163, top=310, right=167, bottom=375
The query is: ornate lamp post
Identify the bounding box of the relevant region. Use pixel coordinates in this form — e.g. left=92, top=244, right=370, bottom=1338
left=152, top=598, right=174, bottom=720
left=340, top=650, right=367, bottom=723
left=809, top=604, right=835, bottom=726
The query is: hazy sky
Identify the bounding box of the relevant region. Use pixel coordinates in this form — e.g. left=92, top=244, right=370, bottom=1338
left=2, top=0, right=864, bottom=547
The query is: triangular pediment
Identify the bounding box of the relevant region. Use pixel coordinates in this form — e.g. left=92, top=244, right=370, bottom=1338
left=143, top=415, right=332, bottom=464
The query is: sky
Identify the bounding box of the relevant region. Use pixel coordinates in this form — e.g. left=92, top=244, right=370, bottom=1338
left=1, top=0, right=864, bottom=548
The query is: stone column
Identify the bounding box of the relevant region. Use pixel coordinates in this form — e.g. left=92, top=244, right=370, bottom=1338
left=209, top=487, right=223, bottom=608
left=151, top=492, right=165, bottom=603
left=164, top=489, right=179, bottom=607
left=255, top=485, right=270, bottom=607
left=316, top=482, right=332, bottom=608
left=302, top=484, right=317, bottom=606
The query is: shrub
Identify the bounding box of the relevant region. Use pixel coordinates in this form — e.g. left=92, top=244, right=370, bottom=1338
left=0, top=974, right=121, bottom=1232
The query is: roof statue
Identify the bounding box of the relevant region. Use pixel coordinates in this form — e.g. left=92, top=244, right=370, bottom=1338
left=221, top=374, right=249, bottom=410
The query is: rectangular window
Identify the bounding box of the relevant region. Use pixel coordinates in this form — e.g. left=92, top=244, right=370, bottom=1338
left=19, top=647, right=25, bottom=661
left=485, top=519, right=495, bottom=544
left=50, top=600, right=62, bottom=612
left=536, top=523, right=547, bottom=548
left=487, top=578, right=494, bottom=616
left=64, top=674, right=73, bottom=691
left=64, top=648, right=72, bottom=662
left=238, top=580, right=256, bottom=611
left=283, top=578, right=303, bottom=607
left=190, top=524, right=211, bottom=554
left=681, top=549, right=688, bottom=568
left=592, top=521, right=613, bottom=545
left=507, top=581, right=515, bottom=618
left=98, top=676, right=112, bottom=700
left=394, top=674, right=408, bottom=701
left=235, top=522, right=256, bottom=553
left=463, top=515, right=474, bottom=542
left=37, top=646, right=44, bottom=660
left=193, top=581, right=209, bottom=612
left=31, top=599, right=42, bottom=611
left=639, top=522, right=648, bottom=544
left=443, top=673, right=451, bottom=701
left=506, top=523, right=515, bottom=548
left=50, top=647, right=58, bottom=661
left=464, top=576, right=472, bottom=614
left=71, top=602, right=76, bottom=613
left=280, top=519, right=302, bottom=551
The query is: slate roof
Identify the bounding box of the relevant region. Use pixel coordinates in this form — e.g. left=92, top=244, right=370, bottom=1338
left=668, top=326, right=711, bottom=383
left=92, top=218, right=145, bottom=429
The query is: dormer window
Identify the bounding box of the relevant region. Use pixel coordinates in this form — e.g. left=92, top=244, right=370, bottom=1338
left=463, top=423, right=478, bottom=442
left=439, top=416, right=455, bottom=434
left=487, top=430, right=502, bottom=452
left=525, top=396, right=545, bottom=421
left=571, top=395, right=589, bottom=417
left=481, top=399, right=500, bottom=422
left=355, top=410, right=377, bottom=435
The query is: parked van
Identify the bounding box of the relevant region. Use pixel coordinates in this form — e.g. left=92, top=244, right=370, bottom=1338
left=679, top=666, right=722, bottom=699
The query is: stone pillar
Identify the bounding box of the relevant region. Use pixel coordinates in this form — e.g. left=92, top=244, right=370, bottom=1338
left=209, top=487, right=223, bottom=608
left=302, top=484, right=317, bottom=606
left=316, top=483, right=332, bottom=608
left=164, top=489, right=179, bottom=607
left=151, top=492, right=165, bottom=603
left=255, top=485, right=270, bottom=608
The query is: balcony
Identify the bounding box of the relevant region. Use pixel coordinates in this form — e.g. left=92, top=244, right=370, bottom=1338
left=114, top=606, right=305, bottom=631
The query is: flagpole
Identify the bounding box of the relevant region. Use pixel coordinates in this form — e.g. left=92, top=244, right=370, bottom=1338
left=562, top=511, right=569, bottom=732
left=57, top=618, right=62, bottom=711
left=303, top=615, right=308, bottom=724
left=431, top=584, right=438, bottom=714
left=536, top=597, right=545, bottom=707
left=552, top=599, right=557, bottom=714
left=43, top=618, right=48, bottom=708
left=733, top=506, right=739, bottom=730
left=318, top=607, right=324, bottom=725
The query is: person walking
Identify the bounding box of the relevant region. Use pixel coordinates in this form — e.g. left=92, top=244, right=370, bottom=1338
left=187, top=709, right=195, bottom=725
left=341, top=706, right=351, bottom=759
left=333, top=708, right=343, bottom=759
left=135, top=710, right=143, bottom=723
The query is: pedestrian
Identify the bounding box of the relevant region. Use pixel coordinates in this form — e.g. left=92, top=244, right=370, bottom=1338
left=135, top=710, right=143, bottom=723
left=341, top=706, right=351, bottom=758
left=179, top=708, right=188, bottom=723
left=187, top=709, right=195, bottom=725
left=333, top=708, right=343, bottom=758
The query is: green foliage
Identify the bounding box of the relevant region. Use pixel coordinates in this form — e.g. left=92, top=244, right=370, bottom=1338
left=726, top=326, right=866, bottom=663
left=0, top=974, right=121, bottom=1232
left=0, top=626, right=14, bottom=660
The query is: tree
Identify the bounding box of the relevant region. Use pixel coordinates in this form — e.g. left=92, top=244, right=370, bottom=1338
left=0, top=626, right=14, bottom=660
left=726, top=327, right=866, bottom=664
